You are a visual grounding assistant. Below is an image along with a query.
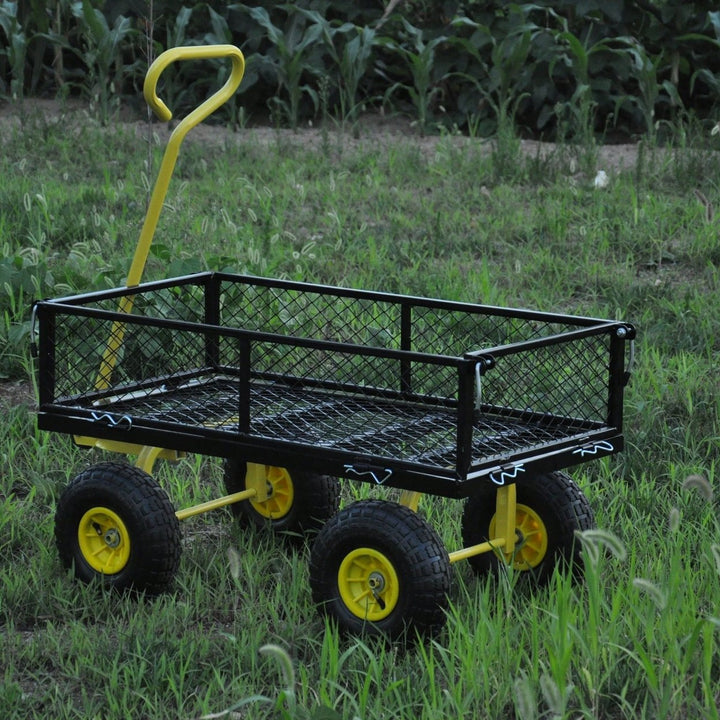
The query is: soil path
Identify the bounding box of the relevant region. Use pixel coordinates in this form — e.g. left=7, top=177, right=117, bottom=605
left=0, top=98, right=641, bottom=172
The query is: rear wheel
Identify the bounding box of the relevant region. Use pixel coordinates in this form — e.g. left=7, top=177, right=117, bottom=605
left=309, top=500, right=451, bottom=639
left=223, top=459, right=339, bottom=535
left=461, top=471, right=594, bottom=584
left=55, top=462, right=181, bottom=593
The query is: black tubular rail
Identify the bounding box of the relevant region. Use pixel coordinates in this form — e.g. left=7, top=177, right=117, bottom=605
left=34, top=272, right=635, bottom=498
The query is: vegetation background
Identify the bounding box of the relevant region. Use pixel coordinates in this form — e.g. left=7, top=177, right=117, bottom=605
left=1, top=0, right=720, bottom=134
left=1, top=1, right=720, bottom=718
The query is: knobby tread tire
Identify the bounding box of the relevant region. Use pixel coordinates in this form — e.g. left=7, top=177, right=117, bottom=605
left=223, top=459, right=340, bottom=536
left=309, top=500, right=451, bottom=639
left=461, top=471, right=595, bottom=584
left=55, top=462, right=181, bottom=594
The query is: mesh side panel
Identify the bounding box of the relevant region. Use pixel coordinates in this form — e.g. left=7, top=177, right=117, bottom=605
left=82, top=285, right=207, bottom=323
left=52, top=282, right=209, bottom=400
left=217, top=336, right=458, bottom=402
left=52, top=313, right=208, bottom=401
left=409, top=305, right=580, bottom=356
left=218, top=279, right=588, bottom=358
left=480, top=333, right=611, bottom=425
left=220, top=282, right=402, bottom=348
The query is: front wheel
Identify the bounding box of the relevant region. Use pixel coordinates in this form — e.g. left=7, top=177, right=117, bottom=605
left=461, top=471, right=595, bottom=584
left=309, top=500, right=451, bottom=639
left=55, top=462, right=181, bottom=594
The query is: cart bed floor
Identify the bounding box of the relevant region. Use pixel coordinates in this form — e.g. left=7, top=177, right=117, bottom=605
left=89, top=376, right=590, bottom=468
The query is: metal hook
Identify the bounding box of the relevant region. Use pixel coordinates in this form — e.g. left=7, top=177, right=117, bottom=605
left=344, top=464, right=393, bottom=485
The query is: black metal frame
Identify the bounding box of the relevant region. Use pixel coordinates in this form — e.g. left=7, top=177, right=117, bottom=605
left=35, top=272, right=635, bottom=498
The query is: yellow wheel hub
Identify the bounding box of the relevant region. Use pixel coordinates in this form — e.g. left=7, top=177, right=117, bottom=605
left=250, top=466, right=294, bottom=520
left=338, top=548, right=400, bottom=621
left=78, top=506, right=131, bottom=575
left=490, top=503, right=548, bottom=570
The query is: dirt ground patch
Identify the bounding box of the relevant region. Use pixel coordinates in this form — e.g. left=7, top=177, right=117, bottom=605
left=0, top=97, right=643, bottom=173
left=0, top=380, right=35, bottom=410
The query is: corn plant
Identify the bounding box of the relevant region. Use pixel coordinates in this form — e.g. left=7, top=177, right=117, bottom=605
left=68, top=0, right=138, bottom=124
left=0, top=0, right=27, bottom=100
left=336, top=25, right=380, bottom=124
left=623, top=43, right=684, bottom=143
left=234, top=3, right=327, bottom=129
left=554, top=31, right=604, bottom=122
left=450, top=11, right=539, bottom=176
left=291, top=9, right=379, bottom=126
left=377, top=19, right=448, bottom=134
left=687, top=11, right=720, bottom=114
left=453, top=11, right=541, bottom=124
left=548, top=28, right=629, bottom=169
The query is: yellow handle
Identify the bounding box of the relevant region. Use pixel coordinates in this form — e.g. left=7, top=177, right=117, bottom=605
left=128, top=44, right=246, bottom=287
left=143, top=44, right=246, bottom=126
left=95, top=45, right=245, bottom=392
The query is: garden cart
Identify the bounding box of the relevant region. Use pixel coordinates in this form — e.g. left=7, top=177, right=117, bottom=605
left=33, top=45, right=635, bottom=639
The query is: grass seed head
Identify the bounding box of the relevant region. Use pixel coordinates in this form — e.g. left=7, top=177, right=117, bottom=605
left=682, top=474, right=713, bottom=502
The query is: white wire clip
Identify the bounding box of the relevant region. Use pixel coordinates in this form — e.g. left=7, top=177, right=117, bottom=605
left=90, top=411, right=133, bottom=430
left=489, top=464, right=525, bottom=486
left=344, top=464, right=393, bottom=485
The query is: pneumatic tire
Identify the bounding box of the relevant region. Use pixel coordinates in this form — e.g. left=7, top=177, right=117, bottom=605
left=55, top=462, right=181, bottom=594
left=309, top=500, right=451, bottom=639
left=461, top=471, right=595, bottom=584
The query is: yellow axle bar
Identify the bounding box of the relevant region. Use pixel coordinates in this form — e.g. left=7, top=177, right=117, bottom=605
left=175, top=488, right=256, bottom=521
left=175, top=462, right=268, bottom=521
left=448, top=537, right=508, bottom=564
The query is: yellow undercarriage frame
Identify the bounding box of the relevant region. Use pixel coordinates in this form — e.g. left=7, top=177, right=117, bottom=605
left=447, top=484, right=518, bottom=563
left=75, top=425, right=524, bottom=568
left=74, top=430, right=524, bottom=567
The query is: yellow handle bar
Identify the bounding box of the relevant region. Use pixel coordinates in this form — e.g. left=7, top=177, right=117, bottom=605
left=143, top=44, right=246, bottom=126
left=127, top=44, right=246, bottom=288
left=95, top=45, right=245, bottom=392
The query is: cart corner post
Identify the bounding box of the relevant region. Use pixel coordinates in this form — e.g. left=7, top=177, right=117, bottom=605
left=35, top=302, right=56, bottom=408
left=456, top=356, right=492, bottom=480
left=174, top=463, right=268, bottom=522
left=607, top=323, right=636, bottom=430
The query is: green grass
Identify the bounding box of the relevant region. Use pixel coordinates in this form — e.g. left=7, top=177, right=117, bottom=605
left=1, top=105, right=720, bottom=719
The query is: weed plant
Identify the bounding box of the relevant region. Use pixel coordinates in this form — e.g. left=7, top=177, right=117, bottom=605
left=1, top=108, right=720, bottom=719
